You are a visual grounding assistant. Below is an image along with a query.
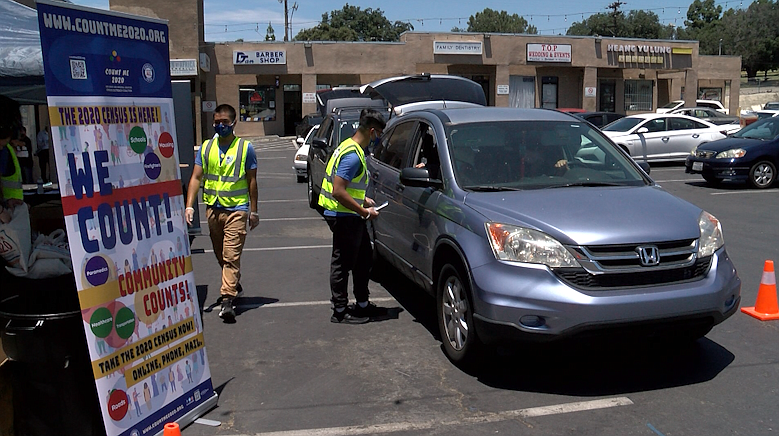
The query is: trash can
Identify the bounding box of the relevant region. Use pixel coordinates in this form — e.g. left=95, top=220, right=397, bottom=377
left=0, top=272, right=105, bottom=436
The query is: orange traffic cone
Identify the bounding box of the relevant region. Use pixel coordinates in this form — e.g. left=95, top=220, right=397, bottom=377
left=741, top=260, right=779, bottom=321
left=163, top=422, right=181, bottom=436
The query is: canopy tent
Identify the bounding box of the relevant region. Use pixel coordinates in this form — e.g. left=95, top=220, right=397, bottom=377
left=0, top=0, right=45, bottom=104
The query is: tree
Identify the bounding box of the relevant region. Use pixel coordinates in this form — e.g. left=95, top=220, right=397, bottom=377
left=718, top=0, right=779, bottom=78
left=684, top=0, right=723, bottom=30
left=464, top=8, right=537, bottom=34
left=265, top=22, right=276, bottom=41
left=293, top=4, right=413, bottom=41
left=567, top=7, right=669, bottom=38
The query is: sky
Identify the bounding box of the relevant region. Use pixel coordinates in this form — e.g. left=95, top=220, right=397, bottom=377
left=69, top=0, right=756, bottom=42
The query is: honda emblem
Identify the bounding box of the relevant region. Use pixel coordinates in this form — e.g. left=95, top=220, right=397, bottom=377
left=637, top=246, right=660, bottom=266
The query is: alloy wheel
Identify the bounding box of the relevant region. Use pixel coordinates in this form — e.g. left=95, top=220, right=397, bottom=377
left=749, top=161, right=776, bottom=189
left=441, top=275, right=469, bottom=351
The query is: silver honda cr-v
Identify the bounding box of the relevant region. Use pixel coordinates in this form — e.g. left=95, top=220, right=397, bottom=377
left=363, top=75, right=741, bottom=366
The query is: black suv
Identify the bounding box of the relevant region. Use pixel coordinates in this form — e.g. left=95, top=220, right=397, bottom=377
left=306, top=97, right=389, bottom=209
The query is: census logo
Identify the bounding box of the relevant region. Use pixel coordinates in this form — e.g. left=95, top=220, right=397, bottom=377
left=142, top=63, right=155, bottom=83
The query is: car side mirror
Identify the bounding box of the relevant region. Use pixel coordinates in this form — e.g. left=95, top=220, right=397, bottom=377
left=296, top=137, right=305, bottom=146
left=637, top=161, right=651, bottom=175
left=636, top=127, right=649, bottom=134
left=399, top=167, right=443, bottom=189
left=312, top=138, right=328, bottom=149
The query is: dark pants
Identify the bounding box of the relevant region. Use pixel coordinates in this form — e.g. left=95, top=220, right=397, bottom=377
left=326, top=215, right=372, bottom=310
left=38, top=151, right=49, bottom=182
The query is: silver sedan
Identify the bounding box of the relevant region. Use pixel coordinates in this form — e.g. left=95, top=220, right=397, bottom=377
left=602, top=113, right=728, bottom=162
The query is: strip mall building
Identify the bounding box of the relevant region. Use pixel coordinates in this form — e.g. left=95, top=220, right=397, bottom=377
left=26, top=0, right=743, bottom=143
left=201, top=33, right=740, bottom=139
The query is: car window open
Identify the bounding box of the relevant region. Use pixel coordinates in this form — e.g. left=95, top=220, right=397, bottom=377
left=375, top=121, right=416, bottom=170
left=447, top=121, right=647, bottom=190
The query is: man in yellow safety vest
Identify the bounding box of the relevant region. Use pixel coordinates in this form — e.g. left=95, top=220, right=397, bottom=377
left=0, top=96, right=24, bottom=224
left=319, top=108, right=386, bottom=324
left=185, top=104, right=259, bottom=322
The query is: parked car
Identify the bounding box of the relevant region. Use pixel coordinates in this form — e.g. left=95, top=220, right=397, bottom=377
left=293, top=124, right=318, bottom=183
left=295, top=113, right=323, bottom=138
left=657, top=99, right=727, bottom=114
left=307, top=97, right=389, bottom=209
left=764, top=102, right=779, bottom=110
left=671, top=107, right=740, bottom=128
left=572, top=111, right=625, bottom=128
left=363, top=75, right=740, bottom=366
left=601, top=113, right=728, bottom=162
left=685, top=116, right=779, bottom=188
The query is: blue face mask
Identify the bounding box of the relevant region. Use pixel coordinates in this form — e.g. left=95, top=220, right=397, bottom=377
left=370, top=131, right=381, bottom=148
left=214, top=122, right=234, bottom=138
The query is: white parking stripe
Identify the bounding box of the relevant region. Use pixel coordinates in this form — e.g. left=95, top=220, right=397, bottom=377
left=711, top=190, right=779, bottom=195
left=221, top=397, right=633, bottom=436
left=249, top=297, right=396, bottom=308
left=199, top=217, right=321, bottom=224
left=203, top=245, right=331, bottom=253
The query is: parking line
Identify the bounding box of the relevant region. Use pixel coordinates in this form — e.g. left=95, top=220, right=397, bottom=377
left=711, top=190, right=779, bottom=195
left=250, top=297, right=396, bottom=308
left=221, top=397, right=633, bottom=436
left=203, top=245, right=331, bottom=253
left=199, top=217, right=321, bottom=225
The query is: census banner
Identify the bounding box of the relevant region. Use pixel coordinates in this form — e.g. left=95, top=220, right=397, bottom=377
left=36, top=1, right=217, bottom=435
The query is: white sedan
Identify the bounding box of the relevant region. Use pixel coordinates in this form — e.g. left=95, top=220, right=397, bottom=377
left=293, top=124, right=319, bottom=182
left=601, top=113, right=728, bottom=162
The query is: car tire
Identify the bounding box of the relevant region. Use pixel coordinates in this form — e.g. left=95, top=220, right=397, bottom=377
left=307, top=169, right=318, bottom=209
left=702, top=174, right=722, bottom=186
left=748, top=160, right=776, bottom=189
left=437, top=264, right=484, bottom=367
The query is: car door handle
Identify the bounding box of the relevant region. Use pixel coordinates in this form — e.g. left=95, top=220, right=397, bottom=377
left=692, top=134, right=700, bottom=138
left=395, top=184, right=405, bottom=192
left=371, top=171, right=380, bottom=180
left=662, top=137, right=670, bottom=142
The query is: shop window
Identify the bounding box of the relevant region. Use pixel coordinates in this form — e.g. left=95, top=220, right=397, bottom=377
left=624, top=80, right=653, bottom=112
left=239, top=86, right=276, bottom=122
left=698, top=87, right=722, bottom=101
left=283, top=84, right=301, bottom=92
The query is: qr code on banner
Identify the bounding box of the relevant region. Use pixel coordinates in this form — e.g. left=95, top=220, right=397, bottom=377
left=69, top=58, right=87, bottom=80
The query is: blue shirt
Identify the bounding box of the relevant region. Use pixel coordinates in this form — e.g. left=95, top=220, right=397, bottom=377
left=323, top=150, right=363, bottom=217
left=195, top=137, right=257, bottom=212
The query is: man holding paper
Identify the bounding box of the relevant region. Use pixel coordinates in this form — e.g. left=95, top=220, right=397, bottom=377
left=318, top=108, right=387, bottom=324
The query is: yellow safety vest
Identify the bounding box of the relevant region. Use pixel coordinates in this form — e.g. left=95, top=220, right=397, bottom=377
left=200, top=136, right=250, bottom=208
left=1, top=143, right=22, bottom=201
left=318, top=138, right=367, bottom=214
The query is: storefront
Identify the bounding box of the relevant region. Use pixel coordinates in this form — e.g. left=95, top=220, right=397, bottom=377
left=203, top=32, right=741, bottom=138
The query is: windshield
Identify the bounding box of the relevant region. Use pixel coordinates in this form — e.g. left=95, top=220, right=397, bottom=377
left=446, top=121, right=649, bottom=190
left=601, top=117, right=643, bottom=132
left=733, top=118, right=779, bottom=140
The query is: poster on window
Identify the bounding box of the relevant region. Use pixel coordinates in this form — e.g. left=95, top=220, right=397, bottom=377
left=36, top=1, right=217, bottom=435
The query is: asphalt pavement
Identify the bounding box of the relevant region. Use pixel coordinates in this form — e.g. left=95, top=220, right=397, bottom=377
left=181, top=140, right=779, bottom=436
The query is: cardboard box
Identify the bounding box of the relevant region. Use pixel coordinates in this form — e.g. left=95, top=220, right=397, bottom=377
left=0, top=347, right=13, bottom=436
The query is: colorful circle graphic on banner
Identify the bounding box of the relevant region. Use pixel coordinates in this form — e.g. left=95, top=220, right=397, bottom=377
left=134, top=285, right=164, bottom=325
left=85, top=256, right=110, bottom=286
left=158, top=132, right=174, bottom=158
left=90, top=307, right=114, bottom=338
left=128, top=126, right=147, bottom=154
left=107, top=389, right=129, bottom=421
left=142, top=63, right=155, bottom=83
left=144, top=152, right=162, bottom=180
left=114, top=306, right=136, bottom=340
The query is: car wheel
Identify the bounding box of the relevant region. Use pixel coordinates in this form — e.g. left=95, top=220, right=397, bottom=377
left=307, top=170, right=318, bottom=209
left=437, top=264, right=484, bottom=367
left=702, top=174, right=722, bottom=186
left=748, top=160, right=776, bottom=189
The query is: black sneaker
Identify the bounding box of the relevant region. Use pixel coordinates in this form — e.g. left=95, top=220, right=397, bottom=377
left=350, top=301, right=388, bottom=319
left=219, top=298, right=236, bottom=322
left=330, top=310, right=369, bottom=324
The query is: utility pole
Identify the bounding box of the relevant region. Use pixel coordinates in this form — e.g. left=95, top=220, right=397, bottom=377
left=279, top=0, right=289, bottom=41
left=606, top=1, right=626, bottom=36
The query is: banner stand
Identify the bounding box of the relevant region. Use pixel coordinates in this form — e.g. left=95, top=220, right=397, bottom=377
left=155, top=392, right=218, bottom=436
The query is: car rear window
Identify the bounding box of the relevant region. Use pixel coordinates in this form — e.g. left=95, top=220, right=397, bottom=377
left=602, top=117, right=643, bottom=132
